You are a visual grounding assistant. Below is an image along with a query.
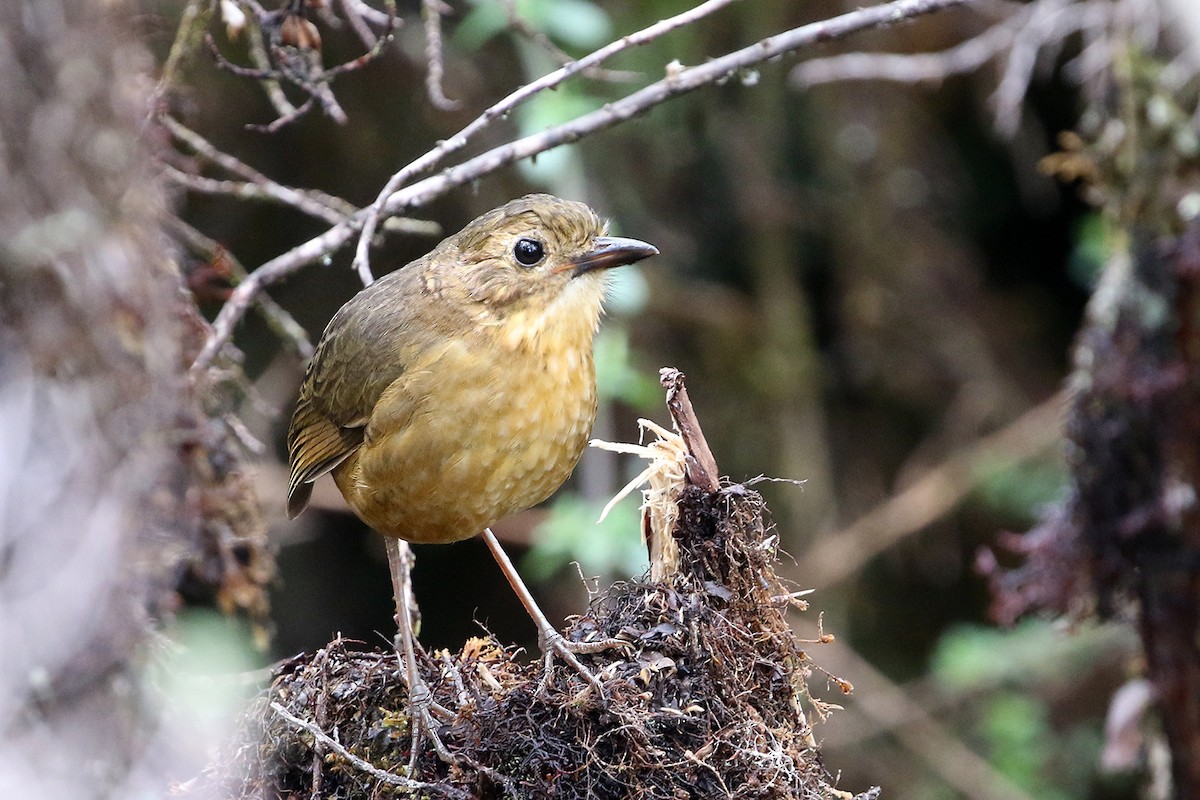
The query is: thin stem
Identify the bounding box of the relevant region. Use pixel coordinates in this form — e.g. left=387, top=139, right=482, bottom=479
left=270, top=701, right=464, bottom=796
left=421, top=0, right=459, bottom=112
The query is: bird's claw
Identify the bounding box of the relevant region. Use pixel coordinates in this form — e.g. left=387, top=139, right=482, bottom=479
left=398, top=674, right=452, bottom=771
left=537, top=629, right=629, bottom=701
left=411, top=700, right=457, bottom=766
left=408, top=679, right=454, bottom=722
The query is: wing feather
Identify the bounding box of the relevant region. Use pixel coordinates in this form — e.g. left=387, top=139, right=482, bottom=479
left=286, top=395, right=366, bottom=518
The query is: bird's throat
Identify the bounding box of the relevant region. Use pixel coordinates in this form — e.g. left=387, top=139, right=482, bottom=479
left=497, top=275, right=608, bottom=355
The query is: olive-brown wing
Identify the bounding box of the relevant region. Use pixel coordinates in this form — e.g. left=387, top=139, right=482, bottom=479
left=285, top=266, right=429, bottom=518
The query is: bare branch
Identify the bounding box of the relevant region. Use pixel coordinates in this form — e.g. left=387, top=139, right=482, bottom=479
left=163, top=115, right=441, bottom=235
left=337, top=0, right=377, bottom=49
left=338, top=0, right=393, bottom=48
left=376, top=0, right=977, bottom=220
left=791, top=4, right=1033, bottom=86
left=498, top=0, right=639, bottom=83
left=154, top=0, right=212, bottom=102
left=269, top=702, right=467, bottom=798
left=992, top=0, right=1104, bottom=135
left=210, top=0, right=396, bottom=130
left=164, top=115, right=352, bottom=224
left=421, top=0, right=459, bottom=112
left=165, top=166, right=349, bottom=226
left=791, top=0, right=1115, bottom=137
left=167, top=216, right=315, bottom=360
left=341, top=0, right=396, bottom=29
left=193, top=222, right=359, bottom=373
left=194, top=0, right=976, bottom=374
left=243, top=3, right=300, bottom=119
left=351, top=0, right=741, bottom=280
left=252, top=95, right=321, bottom=132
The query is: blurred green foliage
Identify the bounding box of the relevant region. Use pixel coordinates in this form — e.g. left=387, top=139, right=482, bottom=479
left=973, top=455, right=1068, bottom=527
left=982, top=693, right=1072, bottom=800
left=931, top=620, right=1128, bottom=691
left=523, top=493, right=649, bottom=580
left=457, top=0, right=612, bottom=187
left=458, top=0, right=612, bottom=52
left=594, top=326, right=661, bottom=407
left=929, top=621, right=1138, bottom=799
left=155, top=609, right=263, bottom=728
left=1068, top=212, right=1113, bottom=290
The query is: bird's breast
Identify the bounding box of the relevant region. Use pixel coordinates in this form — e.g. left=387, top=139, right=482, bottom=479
left=335, top=283, right=605, bottom=544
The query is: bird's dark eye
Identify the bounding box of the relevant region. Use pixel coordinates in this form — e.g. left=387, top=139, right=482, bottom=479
left=513, top=237, right=545, bottom=267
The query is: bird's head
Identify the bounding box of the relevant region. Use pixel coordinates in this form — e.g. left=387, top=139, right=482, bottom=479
left=430, top=194, right=657, bottom=315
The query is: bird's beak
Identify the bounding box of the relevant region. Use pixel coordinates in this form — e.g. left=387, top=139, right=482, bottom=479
left=568, top=236, right=658, bottom=277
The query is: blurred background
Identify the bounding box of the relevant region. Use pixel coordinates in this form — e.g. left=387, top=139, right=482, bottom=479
left=133, top=0, right=1194, bottom=796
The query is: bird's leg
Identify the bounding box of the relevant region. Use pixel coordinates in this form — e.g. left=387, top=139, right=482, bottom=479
left=384, top=537, right=456, bottom=770
left=481, top=528, right=625, bottom=699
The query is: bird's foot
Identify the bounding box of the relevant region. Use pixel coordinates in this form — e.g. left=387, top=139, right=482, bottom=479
left=406, top=679, right=459, bottom=769
left=405, top=674, right=518, bottom=794
left=537, top=628, right=628, bottom=701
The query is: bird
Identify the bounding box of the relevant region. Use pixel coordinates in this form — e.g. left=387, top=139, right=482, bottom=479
left=285, top=193, right=657, bottom=757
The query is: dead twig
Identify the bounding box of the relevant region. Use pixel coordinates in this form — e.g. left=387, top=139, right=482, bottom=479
left=421, top=0, right=459, bottom=111
left=660, top=368, right=720, bottom=493
left=269, top=701, right=468, bottom=798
